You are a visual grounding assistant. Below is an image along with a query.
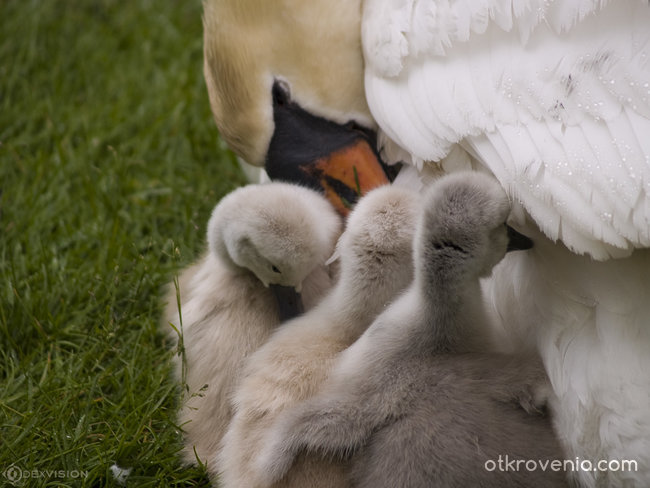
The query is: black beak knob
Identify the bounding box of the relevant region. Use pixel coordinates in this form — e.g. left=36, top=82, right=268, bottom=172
left=269, top=284, right=305, bottom=322
left=506, top=225, right=534, bottom=252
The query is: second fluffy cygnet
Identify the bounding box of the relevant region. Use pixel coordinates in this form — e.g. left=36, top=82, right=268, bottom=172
left=257, top=172, right=567, bottom=488
left=217, top=185, right=420, bottom=488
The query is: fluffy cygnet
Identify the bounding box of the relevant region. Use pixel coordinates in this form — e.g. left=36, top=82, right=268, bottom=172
left=216, top=185, right=420, bottom=487
left=257, top=172, right=568, bottom=488
left=163, top=182, right=341, bottom=468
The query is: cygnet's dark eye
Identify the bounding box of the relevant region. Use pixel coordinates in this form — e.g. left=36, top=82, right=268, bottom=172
left=271, top=265, right=281, bottom=274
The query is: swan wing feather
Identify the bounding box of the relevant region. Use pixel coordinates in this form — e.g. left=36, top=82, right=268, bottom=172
left=363, top=0, right=650, bottom=258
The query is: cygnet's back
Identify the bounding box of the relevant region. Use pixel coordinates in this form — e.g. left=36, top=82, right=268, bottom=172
left=163, top=182, right=340, bottom=467
left=347, top=352, right=565, bottom=488
left=256, top=173, right=566, bottom=488
left=217, top=185, right=419, bottom=488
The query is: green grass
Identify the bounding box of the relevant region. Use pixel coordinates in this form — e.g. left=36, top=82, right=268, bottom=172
left=0, top=0, right=246, bottom=485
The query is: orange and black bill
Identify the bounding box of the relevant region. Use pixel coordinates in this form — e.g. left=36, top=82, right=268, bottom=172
left=265, top=80, right=394, bottom=216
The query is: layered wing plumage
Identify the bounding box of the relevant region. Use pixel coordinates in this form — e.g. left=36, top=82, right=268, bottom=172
left=363, top=0, right=650, bottom=258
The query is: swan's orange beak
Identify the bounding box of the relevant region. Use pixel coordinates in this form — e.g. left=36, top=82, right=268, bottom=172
left=299, top=139, right=390, bottom=215
left=265, top=81, right=391, bottom=216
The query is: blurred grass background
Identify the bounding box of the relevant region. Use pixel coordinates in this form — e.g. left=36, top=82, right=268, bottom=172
left=1, top=0, right=246, bottom=485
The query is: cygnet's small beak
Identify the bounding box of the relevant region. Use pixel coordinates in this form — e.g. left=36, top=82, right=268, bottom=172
left=269, top=284, right=305, bottom=322
left=506, top=225, right=534, bottom=252
left=266, top=81, right=392, bottom=216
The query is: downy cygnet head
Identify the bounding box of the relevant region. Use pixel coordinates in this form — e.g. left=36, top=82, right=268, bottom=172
left=208, top=183, right=341, bottom=290
left=417, top=172, right=533, bottom=279
left=339, top=185, right=418, bottom=260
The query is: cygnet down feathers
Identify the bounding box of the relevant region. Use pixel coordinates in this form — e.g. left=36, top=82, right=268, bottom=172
left=217, top=185, right=420, bottom=488
left=256, top=172, right=568, bottom=488
left=162, top=182, right=341, bottom=468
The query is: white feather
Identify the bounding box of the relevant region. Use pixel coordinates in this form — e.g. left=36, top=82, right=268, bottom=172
left=483, top=243, right=650, bottom=487
left=364, top=0, right=650, bottom=258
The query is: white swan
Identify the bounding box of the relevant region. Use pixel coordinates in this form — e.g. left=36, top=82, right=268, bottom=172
left=163, top=182, right=341, bottom=467
left=216, top=185, right=419, bottom=487
left=202, top=2, right=650, bottom=486
left=255, top=172, right=566, bottom=488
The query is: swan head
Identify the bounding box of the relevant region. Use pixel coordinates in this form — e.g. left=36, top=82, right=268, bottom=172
left=203, top=0, right=391, bottom=214
left=417, top=172, right=533, bottom=279
left=207, top=183, right=341, bottom=291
